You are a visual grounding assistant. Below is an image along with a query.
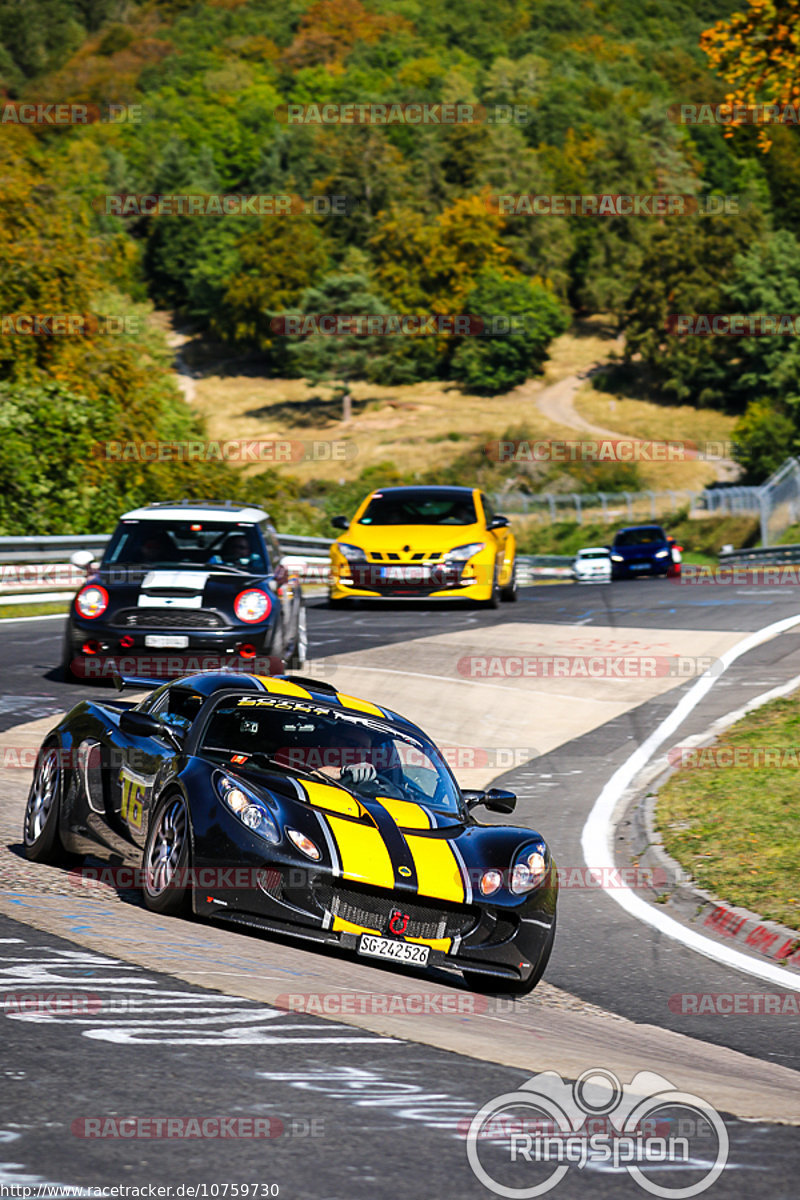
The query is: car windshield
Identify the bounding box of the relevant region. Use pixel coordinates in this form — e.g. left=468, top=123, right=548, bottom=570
left=613, top=528, right=666, bottom=547
left=358, top=491, right=477, bottom=526
left=578, top=550, right=609, bottom=560
left=200, top=696, right=463, bottom=814
left=103, top=520, right=267, bottom=573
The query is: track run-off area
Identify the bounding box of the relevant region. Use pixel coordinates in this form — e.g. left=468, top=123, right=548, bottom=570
left=1, top=577, right=799, bottom=1198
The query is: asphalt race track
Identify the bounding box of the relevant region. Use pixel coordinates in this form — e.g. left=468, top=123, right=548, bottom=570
left=1, top=578, right=799, bottom=1197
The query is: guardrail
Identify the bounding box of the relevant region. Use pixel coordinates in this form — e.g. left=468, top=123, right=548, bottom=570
left=0, top=545, right=576, bottom=610
left=718, top=544, right=800, bottom=566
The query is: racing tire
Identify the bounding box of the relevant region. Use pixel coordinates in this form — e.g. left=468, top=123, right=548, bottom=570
left=500, top=562, right=518, bottom=602
left=286, top=602, right=308, bottom=670
left=462, top=915, right=556, bottom=997
left=328, top=596, right=350, bottom=608
left=142, top=793, right=192, bottom=916
left=23, top=742, right=68, bottom=863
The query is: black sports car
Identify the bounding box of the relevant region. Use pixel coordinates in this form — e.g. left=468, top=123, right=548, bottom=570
left=63, top=502, right=306, bottom=681
left=23, top=671, right=558, bottom=994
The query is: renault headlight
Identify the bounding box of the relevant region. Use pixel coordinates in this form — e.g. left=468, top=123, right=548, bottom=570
left=445, top=542, right=485, bottom=563
left=337, top=543, right=367, bottom=563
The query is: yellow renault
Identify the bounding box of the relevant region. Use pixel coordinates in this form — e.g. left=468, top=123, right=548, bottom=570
left=329, top=485, right=517, bottom=606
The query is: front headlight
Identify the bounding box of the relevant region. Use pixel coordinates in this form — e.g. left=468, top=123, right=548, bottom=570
left=215, top=772, right=280, bottom=844
left=337, top=543, right=367, bottom=564
left=510, top=844, right=548, bottom=895
left=610, top=554, right=624, bottom=562
left=445, top=542, right=485, bottom=563
left=654, top=549, right=669, bottom=558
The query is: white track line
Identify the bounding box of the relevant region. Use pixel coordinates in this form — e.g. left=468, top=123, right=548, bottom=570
left=581, top=613, right=800, bottom=991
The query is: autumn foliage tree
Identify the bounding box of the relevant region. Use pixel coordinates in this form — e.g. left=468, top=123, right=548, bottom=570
left=701, top=1, right=800, bottom=150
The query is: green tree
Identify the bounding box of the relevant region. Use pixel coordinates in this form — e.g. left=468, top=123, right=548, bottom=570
left=287, top=272, right=396, bottom=418
left=733, top=399, right=797, bottom=482
left=450, top=271, right=569, bottom=394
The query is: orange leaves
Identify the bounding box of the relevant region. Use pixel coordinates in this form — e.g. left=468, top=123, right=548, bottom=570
left=700, top=1, right=800, bottom=150
left=282, top=0, right=413, bottom=71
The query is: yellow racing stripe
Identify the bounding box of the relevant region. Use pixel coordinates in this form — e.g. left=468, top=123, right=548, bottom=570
left=325, top=814, right=395, bottom=889
left=254, top=676, right=313, bottom=698
left=374, top=796, right=432, bottom=830
left=404, top=835, right=465, bottom=904
left=335, top=692, right=385, bottom=717
left=302, top=779, right=365, bottom=819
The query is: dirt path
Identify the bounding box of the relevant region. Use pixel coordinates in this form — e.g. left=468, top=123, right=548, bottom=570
left=533, top=356, right=741, bottom=484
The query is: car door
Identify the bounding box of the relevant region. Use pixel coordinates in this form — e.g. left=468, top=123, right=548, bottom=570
left=109, top=686, right=202, bottom=850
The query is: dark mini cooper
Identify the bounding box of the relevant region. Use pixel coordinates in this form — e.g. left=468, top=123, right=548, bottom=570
left=609, top=524, right=673, bottom=580
left=63, top=502, right=306, bottom=681
left=24, top=671, right=557, bottom=994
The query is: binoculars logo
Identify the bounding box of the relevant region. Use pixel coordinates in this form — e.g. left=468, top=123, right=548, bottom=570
left=466, top=1067, right=728, bottom=1198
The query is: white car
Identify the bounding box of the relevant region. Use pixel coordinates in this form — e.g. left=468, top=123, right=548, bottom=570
left=572, top=546, right=612, bottom=583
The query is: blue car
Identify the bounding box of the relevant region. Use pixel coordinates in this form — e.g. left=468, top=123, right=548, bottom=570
left=609, top=524, right=672, bottom=579
left=62, top=502, right=307, bottom=681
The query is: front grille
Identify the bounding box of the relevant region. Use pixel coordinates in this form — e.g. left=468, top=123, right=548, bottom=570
left=112, top=608, right=225, bottom=629
left=315, top=882, right=478, bottom=940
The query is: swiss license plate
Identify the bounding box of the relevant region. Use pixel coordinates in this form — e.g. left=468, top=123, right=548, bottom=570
left=358, top=934, right=430, bottom=965
left=144, top=635, right=190, bottom=649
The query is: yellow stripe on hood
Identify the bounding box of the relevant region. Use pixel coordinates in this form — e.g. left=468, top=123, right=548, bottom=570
left=403, top=835, right=465, bottom=904
left=373, top=796, right=432, bottom=830
left=302, top=779, right=365, bottom=819
left=324, top=814, right=395, bottom=889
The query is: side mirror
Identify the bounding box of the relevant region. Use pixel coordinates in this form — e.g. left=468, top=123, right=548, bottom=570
left=487, top=515, right=510, bottom=530
left=120, top=710, right=183, bottom=750
left=331, top=516, right=349, bottom=530
left=71, top=549, right=96, bottom=570
left=485, top=787, right=517, bottom=814
left=462, top=787, right=517, bottom=814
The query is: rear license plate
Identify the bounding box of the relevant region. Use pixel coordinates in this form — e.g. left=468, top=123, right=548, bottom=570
left=144, top=635, right=190, bottom=649
left=357, top=934, right=429, bottom=965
